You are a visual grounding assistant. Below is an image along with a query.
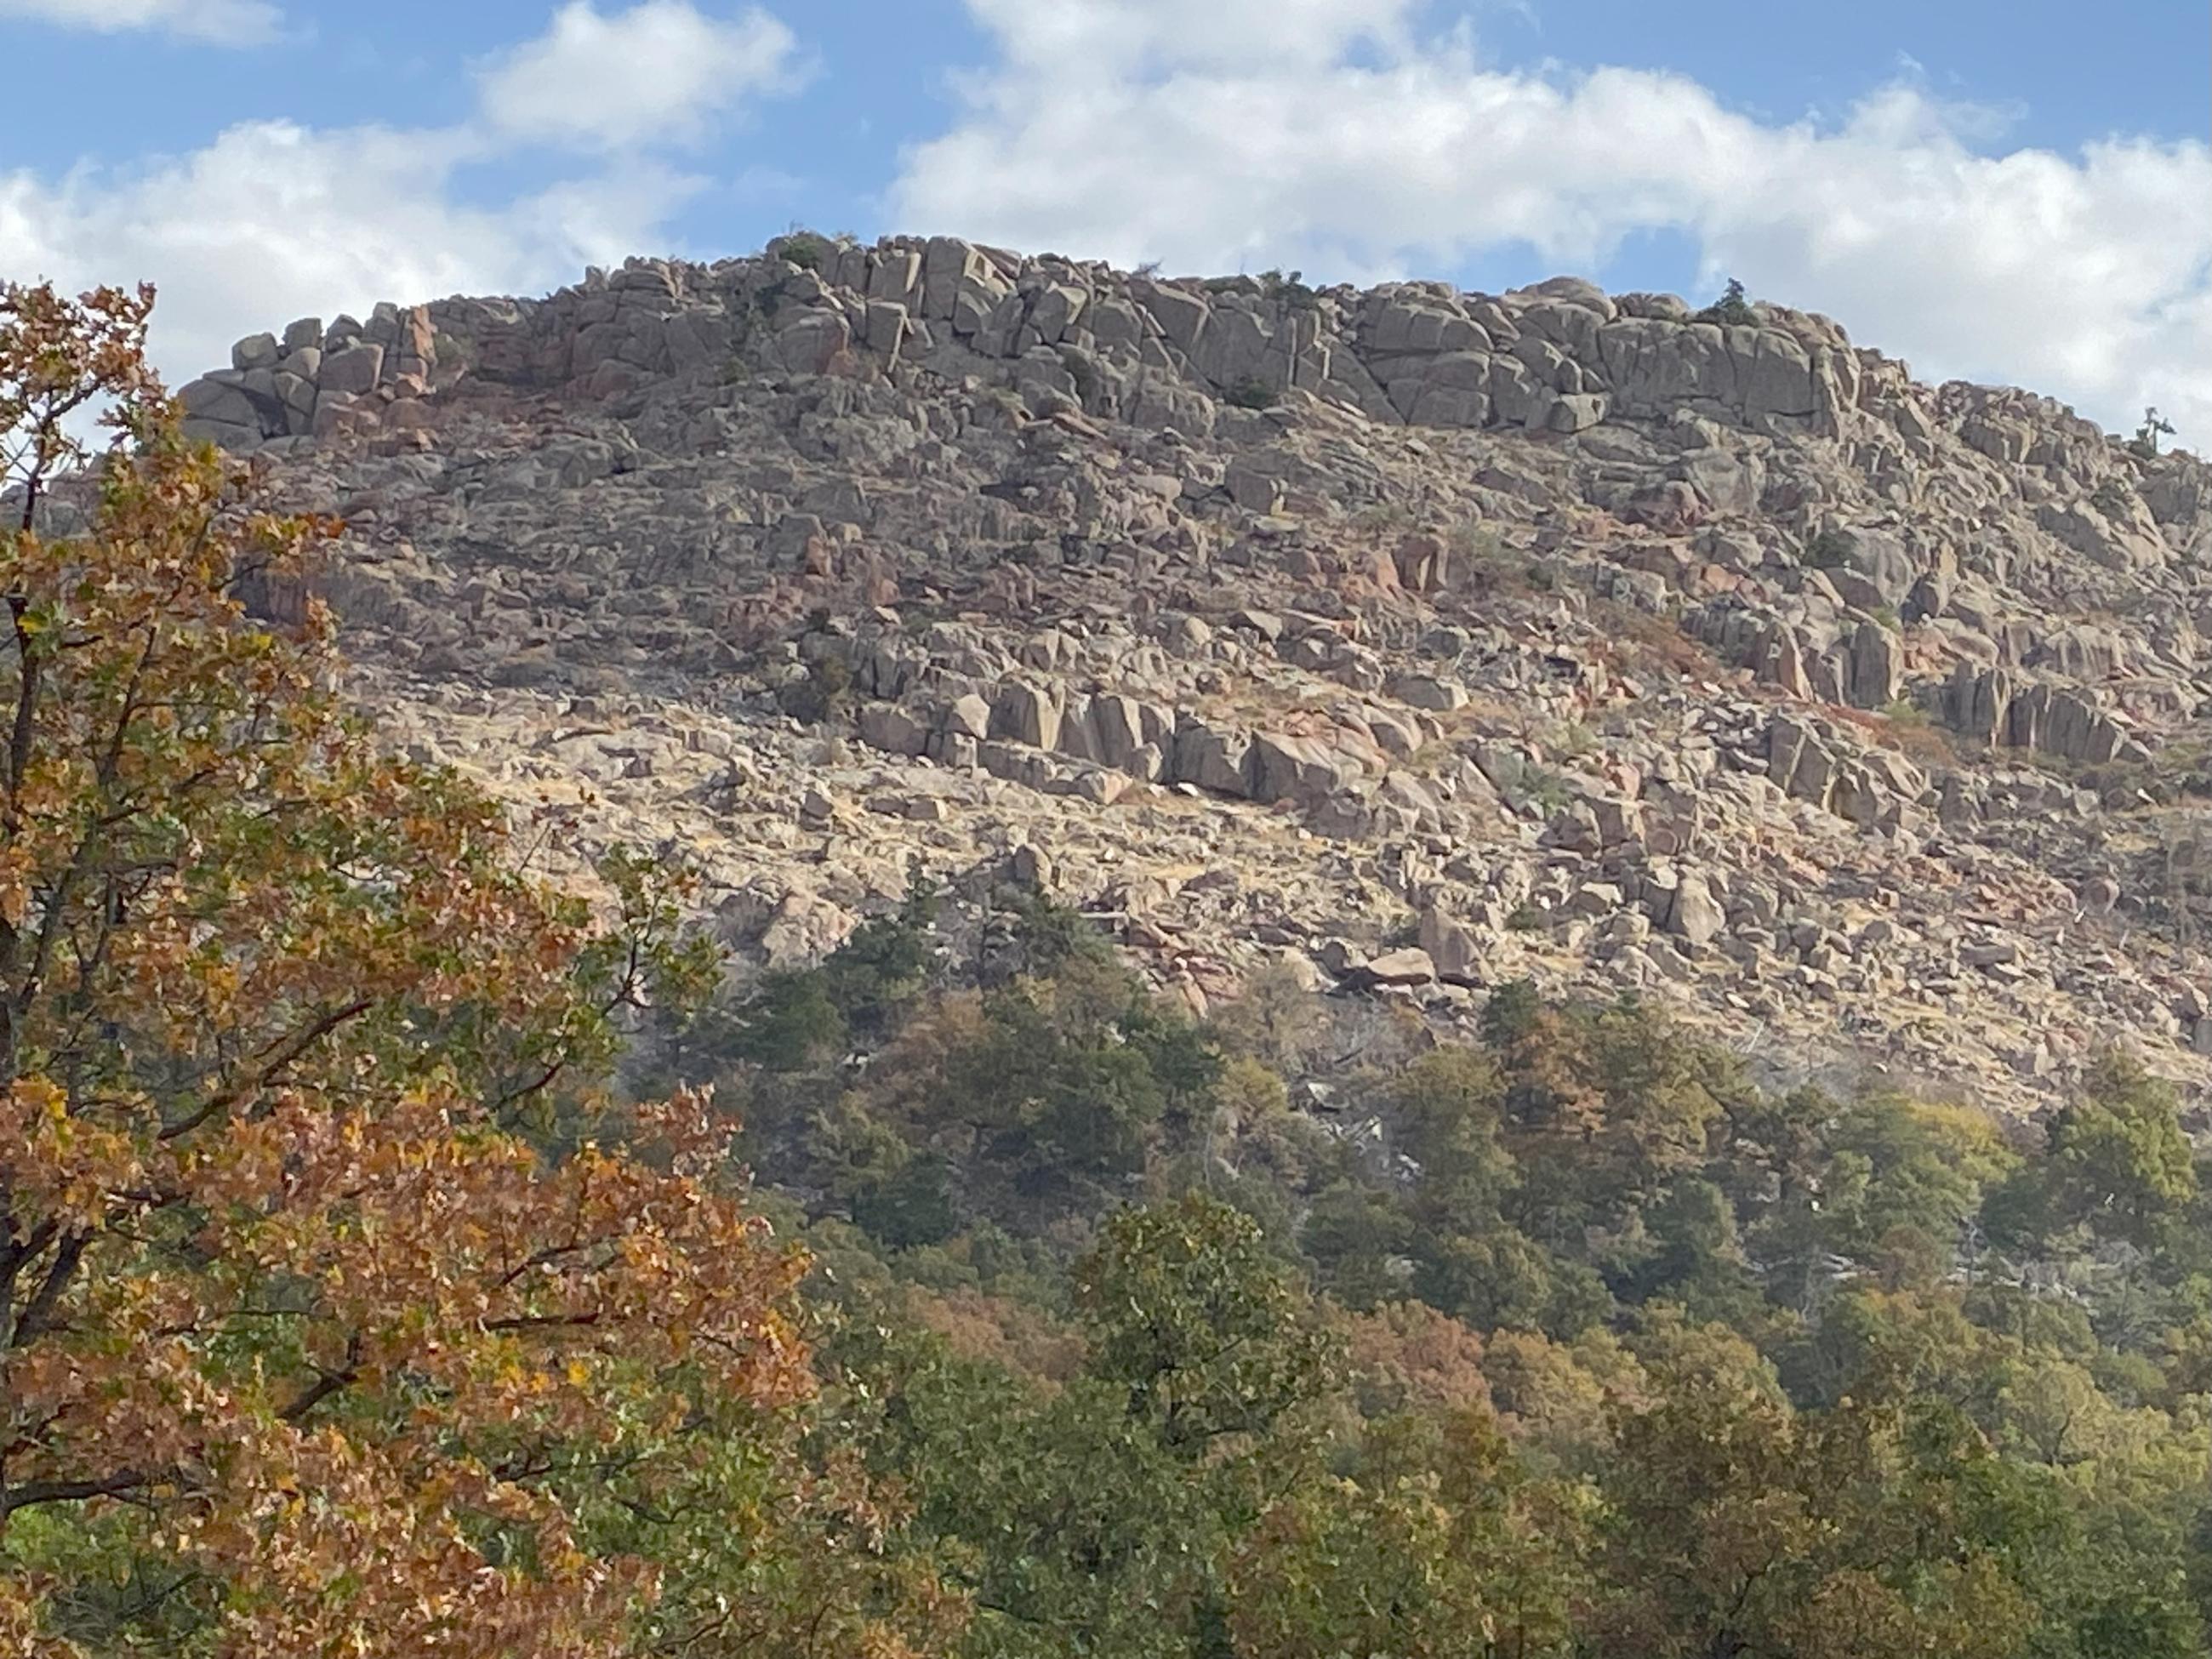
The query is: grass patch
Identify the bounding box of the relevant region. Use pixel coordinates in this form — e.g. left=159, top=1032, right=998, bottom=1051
left=1827, top=703, right=1958, bottom=769
left=1585, top=601, right=1727, bottom=683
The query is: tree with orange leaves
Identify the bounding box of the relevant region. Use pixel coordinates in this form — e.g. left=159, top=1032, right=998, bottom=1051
left=0, top=282, right=957, bottom=1657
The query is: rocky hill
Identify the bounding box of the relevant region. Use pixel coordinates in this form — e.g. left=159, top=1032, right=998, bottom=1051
left=165, top=232, right=2212, bottom=1123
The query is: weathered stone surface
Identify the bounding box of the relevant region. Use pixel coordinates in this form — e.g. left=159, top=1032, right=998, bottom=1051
left=1251, top=733, right=1365, bottom=808
left=1172, top=721, right=1255, bottom=798
left=859, top=704, right=929, bottom=756
left=180, top=377, right=260, bottom=427
left=319, top=342, right=385, bottom=396
left=991, top=681, right=1063, bottom=750
left=1355, top=948, right=1436, bottom=987
left=774, top=310, right=852, bottom=376
left=1668, top=873, right=1727, bottom=949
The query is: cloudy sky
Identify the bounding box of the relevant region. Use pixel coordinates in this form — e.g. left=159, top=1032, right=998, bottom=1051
left=2, top=0, right=2205, bottom=441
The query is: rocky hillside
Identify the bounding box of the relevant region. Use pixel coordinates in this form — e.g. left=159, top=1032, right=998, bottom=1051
left=167, top=232, right=2212, bottom=1121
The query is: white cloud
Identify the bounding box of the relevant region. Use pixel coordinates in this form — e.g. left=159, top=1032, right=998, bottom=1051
left=0, top=0, right=282, bottom=44
left=476, top=1, right=799, bottom=151
left=959, top=0, right=1417, bottom=73
left=0, top=123, right=698, bottom=390
left=0, top=2, right=807, bottom=391
left=892, top=1, right=2212, bottom=442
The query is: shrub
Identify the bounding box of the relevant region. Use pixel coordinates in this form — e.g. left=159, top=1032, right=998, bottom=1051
left=1521, top=767, right=1573, bottom=813
left=1259, top=267, right=1320, bottom=310
left=1694, top=276, right=1758, bottom=328
left=1225, top=377, right=1281, bottom=411
left=1452, top=522, right=1542, bottom=596
left=1805, top=527, right=1856, bottom=569
left=780, top=230, right=831, bottom=271
left=778, top=651, right=855, bottom=725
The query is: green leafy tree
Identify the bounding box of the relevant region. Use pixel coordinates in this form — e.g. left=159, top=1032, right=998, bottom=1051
left=1075, top=1194, right=1337, bottom=1453
left=1991, top=1054, right=2198, bottom=1253
left=2047, top=1056, right=2198, bottom=1249
left=1228, top=1410, right=1591, bottom=1659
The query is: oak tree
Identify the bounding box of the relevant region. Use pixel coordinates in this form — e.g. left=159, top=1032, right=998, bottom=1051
left=0, top=283, right=944, bottom=1657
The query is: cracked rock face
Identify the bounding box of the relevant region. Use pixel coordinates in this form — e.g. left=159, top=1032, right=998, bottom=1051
left=170, top=234, right=2212, bottom=1121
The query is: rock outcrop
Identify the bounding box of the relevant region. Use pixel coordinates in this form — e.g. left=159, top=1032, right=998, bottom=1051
left=148, top=232, right=2212, bottom=1124
left=180, top=304, right=437, bottom=450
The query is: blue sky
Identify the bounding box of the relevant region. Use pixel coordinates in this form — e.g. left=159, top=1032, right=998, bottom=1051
left=2, top=0, right=2206, bottom=436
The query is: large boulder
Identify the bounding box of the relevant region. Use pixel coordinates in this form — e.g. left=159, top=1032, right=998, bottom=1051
left=1366, top=298, right=1491, bottom=356
left=231, top=332, right=280, bottom=371
left=1737, top=329, right=1818, bottom=416
left=1768, top=714, right=1838, bottom=810
left=319, top=342, right=385, bottom=397
left=1667, top=872, right=1728, bottom=948
left=1134, top=281, right=1211, bottom=354
left=180, top=376, right=261, bottom=428
left=990, top=681, right=1063, bottom=750
left=1172, top=720, right=1255, bottom=798
left=1091, top=694, right=1173, bottom=772
left=858, top=704, right=929, bottom=756
left=772, top=309, right=852, bottom=376
left=1821, top=527, right=1916, bottom=605
left=1846, top=621, right=1903, bottom=710
left=1418, top=908, right=1485, bottom=983
left=1352, top=948, right=1436, bottom=988
left=942, top=693, right=994, bottom=740
left=1250, top=733, right=1367, bottom=808
left=921, top=237, right=999, bottom=321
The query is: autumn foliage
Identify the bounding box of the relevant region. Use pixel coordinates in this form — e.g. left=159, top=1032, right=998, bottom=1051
left=0, top=285, right=949, bottom=1656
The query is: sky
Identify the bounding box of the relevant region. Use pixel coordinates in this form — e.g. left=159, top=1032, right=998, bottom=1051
left=1, top=0, right=2206, bottom=442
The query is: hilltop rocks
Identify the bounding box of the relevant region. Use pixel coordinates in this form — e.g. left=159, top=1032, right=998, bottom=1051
left=177, top=236, right=1892, bottom=462
left=181, top=304, right=436, bottom=451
